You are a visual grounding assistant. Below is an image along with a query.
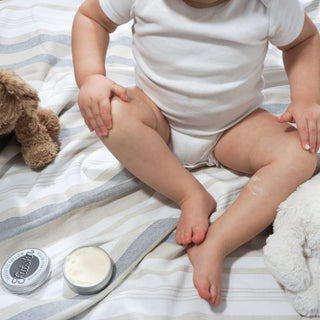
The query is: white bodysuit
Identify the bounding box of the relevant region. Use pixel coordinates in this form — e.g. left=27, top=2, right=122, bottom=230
left=99, top=0, right=305, bottom=168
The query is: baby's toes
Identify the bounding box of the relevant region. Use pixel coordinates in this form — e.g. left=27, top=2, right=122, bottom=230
left=194, top=278, right=211, bottom=300
left=195, top=278, right=221, bottom=305
left=209, top=285, right=221, bottom=305
left=191, top=225, right=208, bottom=244
left=175, top=226, right=193, bottom=245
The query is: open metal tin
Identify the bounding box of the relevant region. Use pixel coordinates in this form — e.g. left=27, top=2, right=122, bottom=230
left=63, top=246, right=113, bottom=295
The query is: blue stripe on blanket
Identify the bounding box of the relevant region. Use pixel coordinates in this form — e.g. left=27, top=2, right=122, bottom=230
left=110, top=217, right=179, bottom=281
left=7, top=217, right=178, bottom=320
left=0, top=55, right=133, bottom=70
left=0, top=35, right=131, bottom=54
left=0, top=35, right=71, bottom=54
left=106, top=56, right=134, bottom=66
left=108, top=36, right=132, bottom=48
left=0, top=54, right=72, bottom=70
left=0, top=169, right=141, bottom=242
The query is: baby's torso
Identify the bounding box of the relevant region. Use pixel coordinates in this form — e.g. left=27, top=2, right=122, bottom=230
left=132, top=0, right=269, bottom=135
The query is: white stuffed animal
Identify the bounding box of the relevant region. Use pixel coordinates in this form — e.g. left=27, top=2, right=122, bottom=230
left=263, top=172, right=320, bottom=317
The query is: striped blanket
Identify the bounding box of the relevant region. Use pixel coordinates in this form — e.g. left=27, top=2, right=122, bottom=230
left=0, top=0, right=319, bottom=319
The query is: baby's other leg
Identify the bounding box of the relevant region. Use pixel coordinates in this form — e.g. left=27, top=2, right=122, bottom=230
left=100, top=87, right=216, bottom=245
left=188, top=108, right=317, bottom=305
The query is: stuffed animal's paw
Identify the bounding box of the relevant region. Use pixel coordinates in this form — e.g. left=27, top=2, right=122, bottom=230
left=21, top=140, right=59, bottom=169
left=37, top=108, right=61, bottom=140
left=264, top=230, right=310, bottom=292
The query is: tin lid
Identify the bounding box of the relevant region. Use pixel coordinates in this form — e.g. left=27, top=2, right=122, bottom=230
left=63, top=246, right=113, bottom=295
left=1, top=248, right=52, bottom=294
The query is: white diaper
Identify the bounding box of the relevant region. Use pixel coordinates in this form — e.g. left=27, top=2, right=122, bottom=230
left=168, top=128, right=223, bottom=169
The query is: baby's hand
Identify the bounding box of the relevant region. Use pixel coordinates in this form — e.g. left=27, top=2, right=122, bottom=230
left=78, top=75, right=128, bottom=137
left=278, top=102, right=320, bottom=153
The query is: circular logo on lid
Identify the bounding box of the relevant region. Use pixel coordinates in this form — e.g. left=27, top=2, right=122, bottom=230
left=9, top=251, right=40, bottom=282
left=1, top=248, right=51, bottom=294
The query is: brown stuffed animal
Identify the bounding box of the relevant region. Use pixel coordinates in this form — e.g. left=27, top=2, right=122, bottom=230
left=0, top=68, right=60, bottom=169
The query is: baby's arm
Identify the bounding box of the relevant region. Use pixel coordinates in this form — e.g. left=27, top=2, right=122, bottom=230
left=278, top=14, right=320, bottom=153
left=72, top=0, right=128, bottom=137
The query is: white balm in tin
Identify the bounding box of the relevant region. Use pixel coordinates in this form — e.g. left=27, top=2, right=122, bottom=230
left=64, top=246, right=113, bottom=295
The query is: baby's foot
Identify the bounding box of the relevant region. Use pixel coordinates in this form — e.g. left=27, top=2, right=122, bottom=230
left=175, top=191, right=216, bottom=245
left=187, top=237, right=223, bottom=305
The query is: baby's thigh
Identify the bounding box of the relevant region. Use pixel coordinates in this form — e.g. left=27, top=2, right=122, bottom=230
left=111, top=86, right=170, bottom=143
left=214, top=108, right=303, bottom=174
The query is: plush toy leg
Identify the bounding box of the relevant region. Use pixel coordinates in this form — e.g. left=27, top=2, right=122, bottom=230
left=37, top=108, right=60, bottom=140
left=264, top=225, right=310, bottom=292
left=15, top=109, right=59, bottom=169
left=286, top=257, right=320, bottom=317
left=21, top=137, right=58, bottom=168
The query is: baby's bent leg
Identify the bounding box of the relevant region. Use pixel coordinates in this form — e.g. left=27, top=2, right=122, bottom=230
left=188, top=108, right=318, bottom=305
left=100, top=87, right=216, bottom=244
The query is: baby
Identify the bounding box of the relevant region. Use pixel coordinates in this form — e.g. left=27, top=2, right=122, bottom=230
left=72, top=0, right=320, bottom=305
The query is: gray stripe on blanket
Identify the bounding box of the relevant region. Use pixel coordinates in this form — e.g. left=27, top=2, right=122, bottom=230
left=0, top=169, right=141, bottom=242
left=0, top=54, right=72, bottom=70
left=110, top=217, right=179, bottom=281
left=0, top=35, right=131, bottom=54
left=0, top=35, right=71, bottom=53
left=0, top=55, right=133, bottom=70
left=7, top=217, right=178, bottom=320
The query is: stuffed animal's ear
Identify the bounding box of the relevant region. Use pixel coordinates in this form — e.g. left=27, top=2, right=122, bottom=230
left=0, top=69, right=39, bottom=102
left=263, top=226, right=310, bottom=292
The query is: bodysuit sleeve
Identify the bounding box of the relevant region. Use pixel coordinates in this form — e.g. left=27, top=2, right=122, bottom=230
left=267, top=0, right=305, bottom=47
left=99, top=0, right=134, bottom=25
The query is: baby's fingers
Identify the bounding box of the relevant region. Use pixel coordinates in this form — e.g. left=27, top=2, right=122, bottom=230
left=82, top=103, right=108, bottom=137
left=110, top=83, right=128, bottom=102
left=84, top=104, right=100, bottom=132
left=91, top=101, right=110, bottom=137
left=99, top=98, right=112, bottom=130
left=297, top=119, right=319, bottom=153
left=78, top=103, right=94, bottom=132
left=296, top=119, right=311, bottom=152
left=316, top=122, right=320, bottom=152
left=307, top=119, right=319, bottom=153
left=278, top=111, right=294, bottom=123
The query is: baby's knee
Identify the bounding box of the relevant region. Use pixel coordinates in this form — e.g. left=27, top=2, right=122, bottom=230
left=109, top=95, right=144, bottom=137
left=109, top=89, right=169, bottom=141
left=110, top=96, right=131, bottom=126
left=278, top=139, right=317, bottom=182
